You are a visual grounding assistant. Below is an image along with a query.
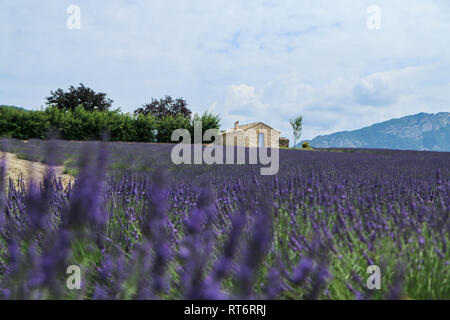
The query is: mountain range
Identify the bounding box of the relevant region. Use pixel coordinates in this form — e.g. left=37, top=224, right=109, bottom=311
left=300, top=112, right=450, bottom=152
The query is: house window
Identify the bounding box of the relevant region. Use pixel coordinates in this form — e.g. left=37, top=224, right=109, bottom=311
left=258, top=133, right=264, bottom=147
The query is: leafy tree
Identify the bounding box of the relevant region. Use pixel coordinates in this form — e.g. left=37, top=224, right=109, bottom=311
left=46, top=83, right=113, bottom=112
left=190, top=111, right=221, bottom=143
left=156, top=114, right=191, bottom=143
left=290, top=115, right=303, bottom=149
left=134, top=95, right=192, bottom=119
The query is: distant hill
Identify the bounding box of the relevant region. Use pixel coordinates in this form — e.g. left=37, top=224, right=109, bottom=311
left=0, top=105, right=29, bottom=111
left=300, top=112, right=450, bottom=152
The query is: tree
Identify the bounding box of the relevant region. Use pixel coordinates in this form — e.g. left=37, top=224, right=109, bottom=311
left=134, top=95, right=192, bottom=119
left=156, top=114, right=191, bottom=143
left=190, top=111, right=221, bottom=143
left=46, top=83, right=113, bottom=112
left=290, top=115, right=303, bottom=149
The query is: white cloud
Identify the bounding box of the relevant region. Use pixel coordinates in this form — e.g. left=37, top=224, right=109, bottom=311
left=227, top=84, right=259, bottom=105
left=219, top=64, right=450, bottom=141
left=0, top=0, right=449, bottom=144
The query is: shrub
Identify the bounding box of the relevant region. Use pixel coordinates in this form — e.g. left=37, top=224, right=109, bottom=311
left=0, top=106, right=220, bottom=144
left=190, top=111, right=221, bottom=143
left=156, top=114, right=191, bottom=143
left=302, top=142, right=310, bottom=149
left=0, top=106, right=49, bottom=139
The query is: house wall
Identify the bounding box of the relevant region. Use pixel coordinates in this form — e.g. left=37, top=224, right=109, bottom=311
left=251, top=123, right=280, bottom=148
left=221, top=130, right=249, bottom=147
left=222, top=124, right=280, bottom=148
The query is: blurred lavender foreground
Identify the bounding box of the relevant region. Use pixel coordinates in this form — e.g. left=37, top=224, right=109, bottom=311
left=0, top=139, right=448, bottom=300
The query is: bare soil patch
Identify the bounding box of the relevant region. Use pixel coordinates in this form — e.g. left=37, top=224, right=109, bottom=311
left=1, top=152, right=74, bottom=188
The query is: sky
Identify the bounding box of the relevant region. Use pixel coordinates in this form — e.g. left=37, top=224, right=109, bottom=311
left=1, top=0, right=450, bottom=142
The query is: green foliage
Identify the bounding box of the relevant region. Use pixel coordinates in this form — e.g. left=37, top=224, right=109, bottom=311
left=0, top=106, right=220, bottom=144
left=192, top=111, right=221, bottom=131
left=62, top=157, right=80, bottom=176
left=190, top=111, right=221, bottom=143
left=290, top=115, right=303, bottom=149
left=156, top=114, right=191, bottom=143
left=0, top=106, right=157, bottom=142
left=302, top=141, right=310, bottom=149
left=44, top=106, right=159, bottom=142
left=0, top=106, right=49, bottom=139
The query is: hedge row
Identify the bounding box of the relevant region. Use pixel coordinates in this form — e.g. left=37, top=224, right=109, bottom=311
left=0, top=106, right=206, bottom=143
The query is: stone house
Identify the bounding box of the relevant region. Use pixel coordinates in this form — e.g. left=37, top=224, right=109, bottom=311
left=221, top=121, right=288, bottom=148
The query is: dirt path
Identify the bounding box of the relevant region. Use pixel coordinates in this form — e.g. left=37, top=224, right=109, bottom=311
left=0, top=152, right=74, bottom=188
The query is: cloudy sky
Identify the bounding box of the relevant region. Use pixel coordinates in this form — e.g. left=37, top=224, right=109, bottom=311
left=1, top=1, right=449, bottom=142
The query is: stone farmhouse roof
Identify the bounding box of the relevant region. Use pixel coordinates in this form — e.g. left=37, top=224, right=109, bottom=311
left=222, top=121, right=280, bottom=133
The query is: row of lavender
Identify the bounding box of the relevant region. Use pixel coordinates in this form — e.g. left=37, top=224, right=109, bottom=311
left=0, top=140, right=449, bottom=299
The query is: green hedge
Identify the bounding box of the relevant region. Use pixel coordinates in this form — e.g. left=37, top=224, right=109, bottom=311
left=0, top=107, right=50, bottom=140
left=0, top=106, right=216, bottom=143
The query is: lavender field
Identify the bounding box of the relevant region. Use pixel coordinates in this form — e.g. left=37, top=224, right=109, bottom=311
left=0, top=139, right=449, bottom=299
